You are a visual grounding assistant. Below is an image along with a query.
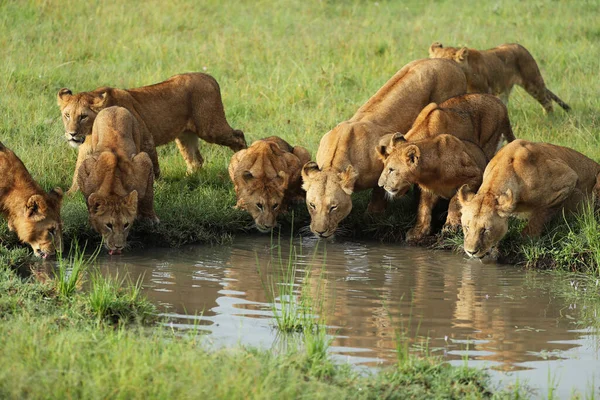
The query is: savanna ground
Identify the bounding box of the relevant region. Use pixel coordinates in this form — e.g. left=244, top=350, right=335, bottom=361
left=0, top=0, right=599, bottom=398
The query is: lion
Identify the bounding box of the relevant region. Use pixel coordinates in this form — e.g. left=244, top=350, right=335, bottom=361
left=391, top=93, right=515, bottom=161
left=302, top=58, right=467, bottom=238
left=0, top=141, right=63, bottom=258
left=77, top=107, right=158, bottom=255
left=429, top=42, right=571, bottom=113
left=228, top=136, right=311, bottom=232
left=377, top=134, right=486, bottom=243
left=58, top=72, right=247, bottom=193
left=457, top=139, right=600, bottom=259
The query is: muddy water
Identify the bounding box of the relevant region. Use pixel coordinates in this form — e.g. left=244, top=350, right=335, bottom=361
left=98, top=236, right=600, bottom=397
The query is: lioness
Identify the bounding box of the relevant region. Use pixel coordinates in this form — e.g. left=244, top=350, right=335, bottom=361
left=429, top=42, right=570, bottom=113
left=302, top=58, right=467, bottom=238
left=377, top=134, right=486, bottom=243
left=77, top=107, right=158, bottom=255
left=229, top=136, right=311, bottom=232
left=0, top=141, right=63, bottom=258
left=390, top=93, right=515, bottom=161
left=458, top=139, right=600, bottom=259
left=58, top=72, right=246, bottom=193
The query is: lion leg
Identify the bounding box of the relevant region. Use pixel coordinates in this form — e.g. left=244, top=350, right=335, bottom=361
left=442, top=194, right=463, bottom=234
left=67, top=143, right=91, bottom=195
left=175, top=131, right=204, bottom=175
left=522, top=82, right=553, bottom=113
left=406, top=189, right=439, bottom=243
left=522, top=208, right=556, bottom=237
left=132, top=153, right=159, bottom=224
left=367, top=186, right=387, bottom=214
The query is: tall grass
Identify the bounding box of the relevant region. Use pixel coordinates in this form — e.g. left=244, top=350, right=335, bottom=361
left=53, top=242, right=96, bottom=299
left=87, top=270, right=156, bottom=324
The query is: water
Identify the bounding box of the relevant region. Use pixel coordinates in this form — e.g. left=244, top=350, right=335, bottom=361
left=96, top=236, right=600, bottom=397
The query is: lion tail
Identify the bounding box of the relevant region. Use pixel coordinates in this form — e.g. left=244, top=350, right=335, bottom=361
left=503, top=122, right=516, bottom=143
left=546, top=89, right=571, bottom=112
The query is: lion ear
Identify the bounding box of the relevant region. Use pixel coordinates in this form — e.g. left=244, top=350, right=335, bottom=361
left=88, top=193, right=104, bottom=215
left=91, top=91, right=108, bottom=112
left=302, top=162, right=320, bottom=191
left=57, top=88, right=73, bottom=107
left=338, top=165, right=358, bottom=195
left=457, top=184, right=475, bottom=206
left=25, top=194, right=48, bottom=221
left=242, top=170, right=254, bottom=182
left=377, top=144, right=389, bottom=160
left=429, top=42, right=443, bottom=56
left=48, top=188, right=64, bottom=206
left=455, top=47, right=469, bottom=62
left=496, top=189, right=515, bottom=214
left=391, top=132, right=406, bottom=148
left=277, top=171, right=290, bottom=190
left=404, top=145, right=420, bottom=166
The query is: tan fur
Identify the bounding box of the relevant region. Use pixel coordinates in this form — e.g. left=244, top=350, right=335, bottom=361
left=458, top=139, right=600, bottom=259
left=77, top=107, right=158, bottom=254
left=302, top=59, right=467, bottom=238
left=378, top=134, right=487, bottom=243
left=429, top=42, right=571, bottom=113
left=0, top=142, right=63, bottom=257
left=228, top=137, right=311, bottom=232
left=383, top=93, right=515, bottom=161
left=58, top=72, right=246, bottom=193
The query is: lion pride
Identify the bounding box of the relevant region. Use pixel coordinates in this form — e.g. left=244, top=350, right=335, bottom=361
left=377, top=134, right=486, bottom=243
left=302, top=58, right=467, bottom=239
left=458, top=139, right=600, bottom=259
left=77, top=106, right=158, bottom=255
left=229, top=136, right=311, bottom=232
left=58, top=72, right=246, bottom=193
left=429, top=42, right=570, bottom=113
left=0, top=141, right=63, bottom=258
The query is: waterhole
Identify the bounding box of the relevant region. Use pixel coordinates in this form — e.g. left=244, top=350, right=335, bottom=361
left=95, top=236, right=599, bottom=397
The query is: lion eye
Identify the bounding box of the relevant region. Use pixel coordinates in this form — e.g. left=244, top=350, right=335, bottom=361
left=388, top=168, right=394, bottom=173
left=309, top=202, right=316, bottom=210
left=106, top=223, right=113, bottom=230
left=272, top=203, right=279, bottom=210
left=256, top=203, right=263, bottom=211
left=64, top=113, right=70, bottom=119
left=464, top=226, right=470, bottom=233
left=124, top=222, right=130, bottom=229
left=48, top=227, right=56, bottom=237
left=329, top=205, right=338, bottom=213
left=80, top=115, right=88, bottom=120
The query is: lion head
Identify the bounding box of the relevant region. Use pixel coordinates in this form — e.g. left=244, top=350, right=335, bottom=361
left=57, top=88, right=108, bottom=148
left=301, top=162, right=358, bottom=239
left=235, top=170, right=289, bottom=232
left=458, top=185, right=515, bottom=259
left=87, top=191, right=138, bottom=255
left=428, top=42, right=470, bottom=65
left=10, top=189, right=63, bottom=258
left=376, top=133, right=417, bottom=198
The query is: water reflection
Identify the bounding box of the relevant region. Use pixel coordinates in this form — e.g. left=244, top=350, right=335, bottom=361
left=95, top=236, right=599, bottom=396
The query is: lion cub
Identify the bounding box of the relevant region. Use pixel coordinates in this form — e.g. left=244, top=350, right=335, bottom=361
left=0, top=141, right=63, bottom=258
left=229, top=136, right=311, bottom=232
left=399, top=93, right=515, bottom=160
left=458, top=140, right=600, bottom=259
left=378, top=134, right=486, bottom=243
left=77, top=106, right=158, bottom=255
left=58, top=72, right=247, bottom=194
left=429, top=42, right=570, bottom=113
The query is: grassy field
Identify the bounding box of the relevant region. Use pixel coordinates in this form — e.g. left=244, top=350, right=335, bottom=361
left=1, top=0, right=599, bottom=270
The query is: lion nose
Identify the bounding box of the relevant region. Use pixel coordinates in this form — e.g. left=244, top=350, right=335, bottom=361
left=316, top=230, right=328, bottom=237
